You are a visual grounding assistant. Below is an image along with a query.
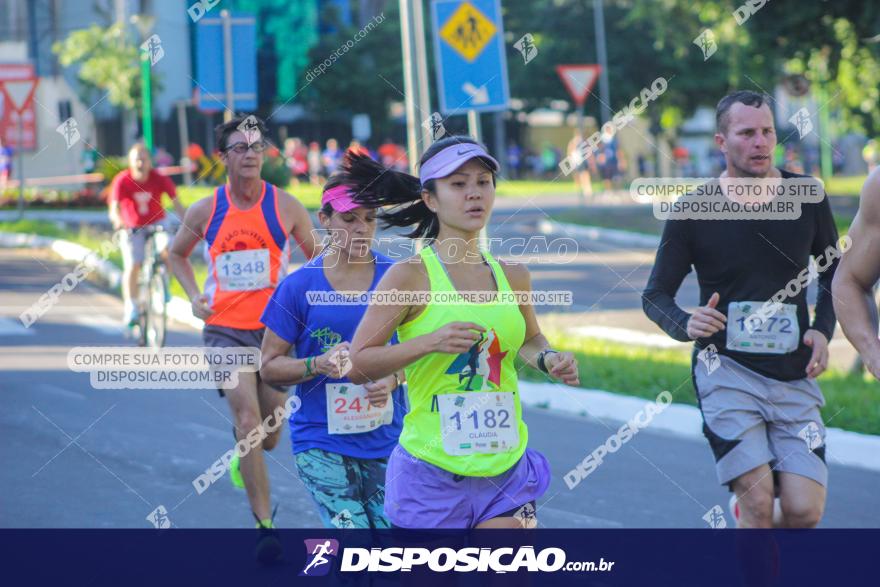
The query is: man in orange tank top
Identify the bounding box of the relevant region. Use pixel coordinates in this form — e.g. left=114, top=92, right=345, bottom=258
left=170, top=115, right=319, bottom=563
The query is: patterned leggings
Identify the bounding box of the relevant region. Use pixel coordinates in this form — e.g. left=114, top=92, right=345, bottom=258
left=294, top=448, right=390, bottom=529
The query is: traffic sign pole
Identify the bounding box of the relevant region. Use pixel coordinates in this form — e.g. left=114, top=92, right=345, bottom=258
left=221, top=9, right=235, bottom=122
left=0, top=75, right=39, bottom=221
left=593, top=0, right=612, bottom=125
left=399, top=0, right=421, bottom=175
left=16, top=114, right=24, bottom=220
left=413, top=0, right=431, bottom=152
left=467, top=110, right=481, bottom=143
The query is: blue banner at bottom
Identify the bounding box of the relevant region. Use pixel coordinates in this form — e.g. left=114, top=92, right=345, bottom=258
left=1, top=529, right=876, bottom=586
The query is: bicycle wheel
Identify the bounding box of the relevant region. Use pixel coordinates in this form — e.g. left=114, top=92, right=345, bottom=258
left=144, top=266, right=168, bottom=349
left=135, top=267, right=151, bottom=347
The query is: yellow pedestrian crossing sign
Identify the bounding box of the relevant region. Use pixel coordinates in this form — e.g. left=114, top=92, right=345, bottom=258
left=439, top=1, right=497, bottom=63
left=432, top=0, right=510, bottom=114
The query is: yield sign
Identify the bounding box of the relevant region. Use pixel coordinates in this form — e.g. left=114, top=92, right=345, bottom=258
left=0, top=78, right=38, bottom=113
left=556, top=65, right=601, bottom=107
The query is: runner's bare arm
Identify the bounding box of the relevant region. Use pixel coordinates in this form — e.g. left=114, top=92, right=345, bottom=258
left=502, top=261, right=579, bottom=385
left=108, top=199, right=121, bottom=230
left=278, top=190, right=320, bottom=259
left=832, top=169, right=880, bottom=377
left=169, top=197, right=212, bottom=301
left=108, top=177, right=122, bottom=229
left=348, top=259, right=483, bottom=384
left=260, top=328, right=318, bottom=386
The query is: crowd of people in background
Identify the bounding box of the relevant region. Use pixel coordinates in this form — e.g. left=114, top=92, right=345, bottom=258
left=8, top=126, right=869, bottom=200
left=281, top=137, right=409, bottom=186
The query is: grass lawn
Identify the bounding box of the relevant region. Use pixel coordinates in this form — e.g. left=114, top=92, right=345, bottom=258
left=826, top=175, right=866, bottom=197
left=517, top=332, right=880, bottom=436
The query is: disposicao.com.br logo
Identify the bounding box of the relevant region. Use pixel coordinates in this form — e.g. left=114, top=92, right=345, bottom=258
left=300, top=540, right=615, bottom=574
left=300, top=539, right=340, bottom=577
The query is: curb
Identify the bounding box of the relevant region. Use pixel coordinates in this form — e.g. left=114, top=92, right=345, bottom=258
left=519, top=380, right=880, bottom=474
left=0, top=231, right=123, bottom=290
left=5, top=230, right=880, bottom=473
left=0, top=230, right=200, bottom=329
left=537, top=218, right=660, bottom=249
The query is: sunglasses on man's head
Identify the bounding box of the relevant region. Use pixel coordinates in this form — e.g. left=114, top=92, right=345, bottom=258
left=223, top=141, right=268, bottom=154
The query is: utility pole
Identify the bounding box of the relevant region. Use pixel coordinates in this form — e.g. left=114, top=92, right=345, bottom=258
left=593, top=0, right=612, bottom=125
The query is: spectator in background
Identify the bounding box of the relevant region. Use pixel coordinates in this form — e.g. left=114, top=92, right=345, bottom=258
left=348, top=139, right=370, bottom=158
left=527, top=148, right=542, bottom=178
left=540, top=143, right=558, bottom=178
left=506, top=140, right=522, bottom=180
left=567, top=131, right=595, bottom=201
left=598, top=131, right=626, bottom=191
left=186, top=141, right=206, bottom=182
left=81, top=139, right=98, bottom=174
left=378, top=138, right=398, bottom=168
left=0, top=137, right=13, bottom=193
left=672, top=144, right=689, bottom=178
left=284, top=138, right=309, bottom=186
left=308, top=141, right=324, bottom=184
left=154, top=146, right=174, bottom=168
left=774, top=142, right=786, bottom=168
left=785, top=145, right=805, bottom=174
left=322, top=138, right=343, bottom=176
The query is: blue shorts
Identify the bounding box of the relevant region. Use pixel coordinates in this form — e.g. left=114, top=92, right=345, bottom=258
left=295, top=448, right=391, bottom=529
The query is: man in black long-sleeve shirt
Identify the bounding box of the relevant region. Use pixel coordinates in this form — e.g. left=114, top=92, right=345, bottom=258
left=642, top=91, right=840, bottom=529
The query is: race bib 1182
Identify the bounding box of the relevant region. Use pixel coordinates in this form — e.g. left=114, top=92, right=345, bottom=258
left=437, top=392, right=519, bottom=456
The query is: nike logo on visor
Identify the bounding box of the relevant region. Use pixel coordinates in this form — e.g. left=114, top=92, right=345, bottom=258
left=456, top=149, right=475, bottom=155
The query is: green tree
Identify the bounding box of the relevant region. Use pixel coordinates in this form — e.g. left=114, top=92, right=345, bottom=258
left=627, top=0, right=880, bottom=135
left=229, top=0, right=320, bottom=102
left=300, top=2, right=405, bottom=139
left=52, top=23, right=147, bottom=110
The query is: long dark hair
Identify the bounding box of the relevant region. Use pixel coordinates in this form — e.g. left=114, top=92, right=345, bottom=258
left=340, top=136, right=495, bottom=240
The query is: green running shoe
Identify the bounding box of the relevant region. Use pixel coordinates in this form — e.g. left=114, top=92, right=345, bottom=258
left=229, top=452, right=245, bottom=489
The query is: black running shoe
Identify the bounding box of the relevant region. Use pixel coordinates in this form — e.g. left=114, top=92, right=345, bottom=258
left=253, top=507, right=282, bottom=565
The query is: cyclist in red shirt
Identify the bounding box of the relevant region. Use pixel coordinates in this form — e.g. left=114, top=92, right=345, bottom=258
left=109, top=143, right=186, bottom=325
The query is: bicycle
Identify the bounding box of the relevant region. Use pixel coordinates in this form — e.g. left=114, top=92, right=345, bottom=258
left=127, top=224, right=171, bottom=349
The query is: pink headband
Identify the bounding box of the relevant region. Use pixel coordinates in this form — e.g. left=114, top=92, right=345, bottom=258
left=321, top=185, right=359, bottom=212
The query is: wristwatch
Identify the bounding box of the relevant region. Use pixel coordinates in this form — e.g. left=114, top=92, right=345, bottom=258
left=537, top=349, right=559, bottom=374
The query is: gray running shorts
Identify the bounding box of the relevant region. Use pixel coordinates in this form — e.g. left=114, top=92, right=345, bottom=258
left=202, top=324, right=287, bottom=396
left=693, top=353, right=827, bottom=489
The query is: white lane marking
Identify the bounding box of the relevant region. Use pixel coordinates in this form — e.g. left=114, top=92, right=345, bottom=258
left=0, top=316, right=35, bottom=336
left=72, top=315, right=124, bottom=337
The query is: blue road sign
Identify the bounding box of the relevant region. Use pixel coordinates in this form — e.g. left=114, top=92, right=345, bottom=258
left=195, top=14, right=257, bottom=112
left=431, top=0, right=510, bottom=114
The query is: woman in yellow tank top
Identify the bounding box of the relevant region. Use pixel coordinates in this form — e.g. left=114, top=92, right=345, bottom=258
left=347, top=137, right=580, bottom=529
